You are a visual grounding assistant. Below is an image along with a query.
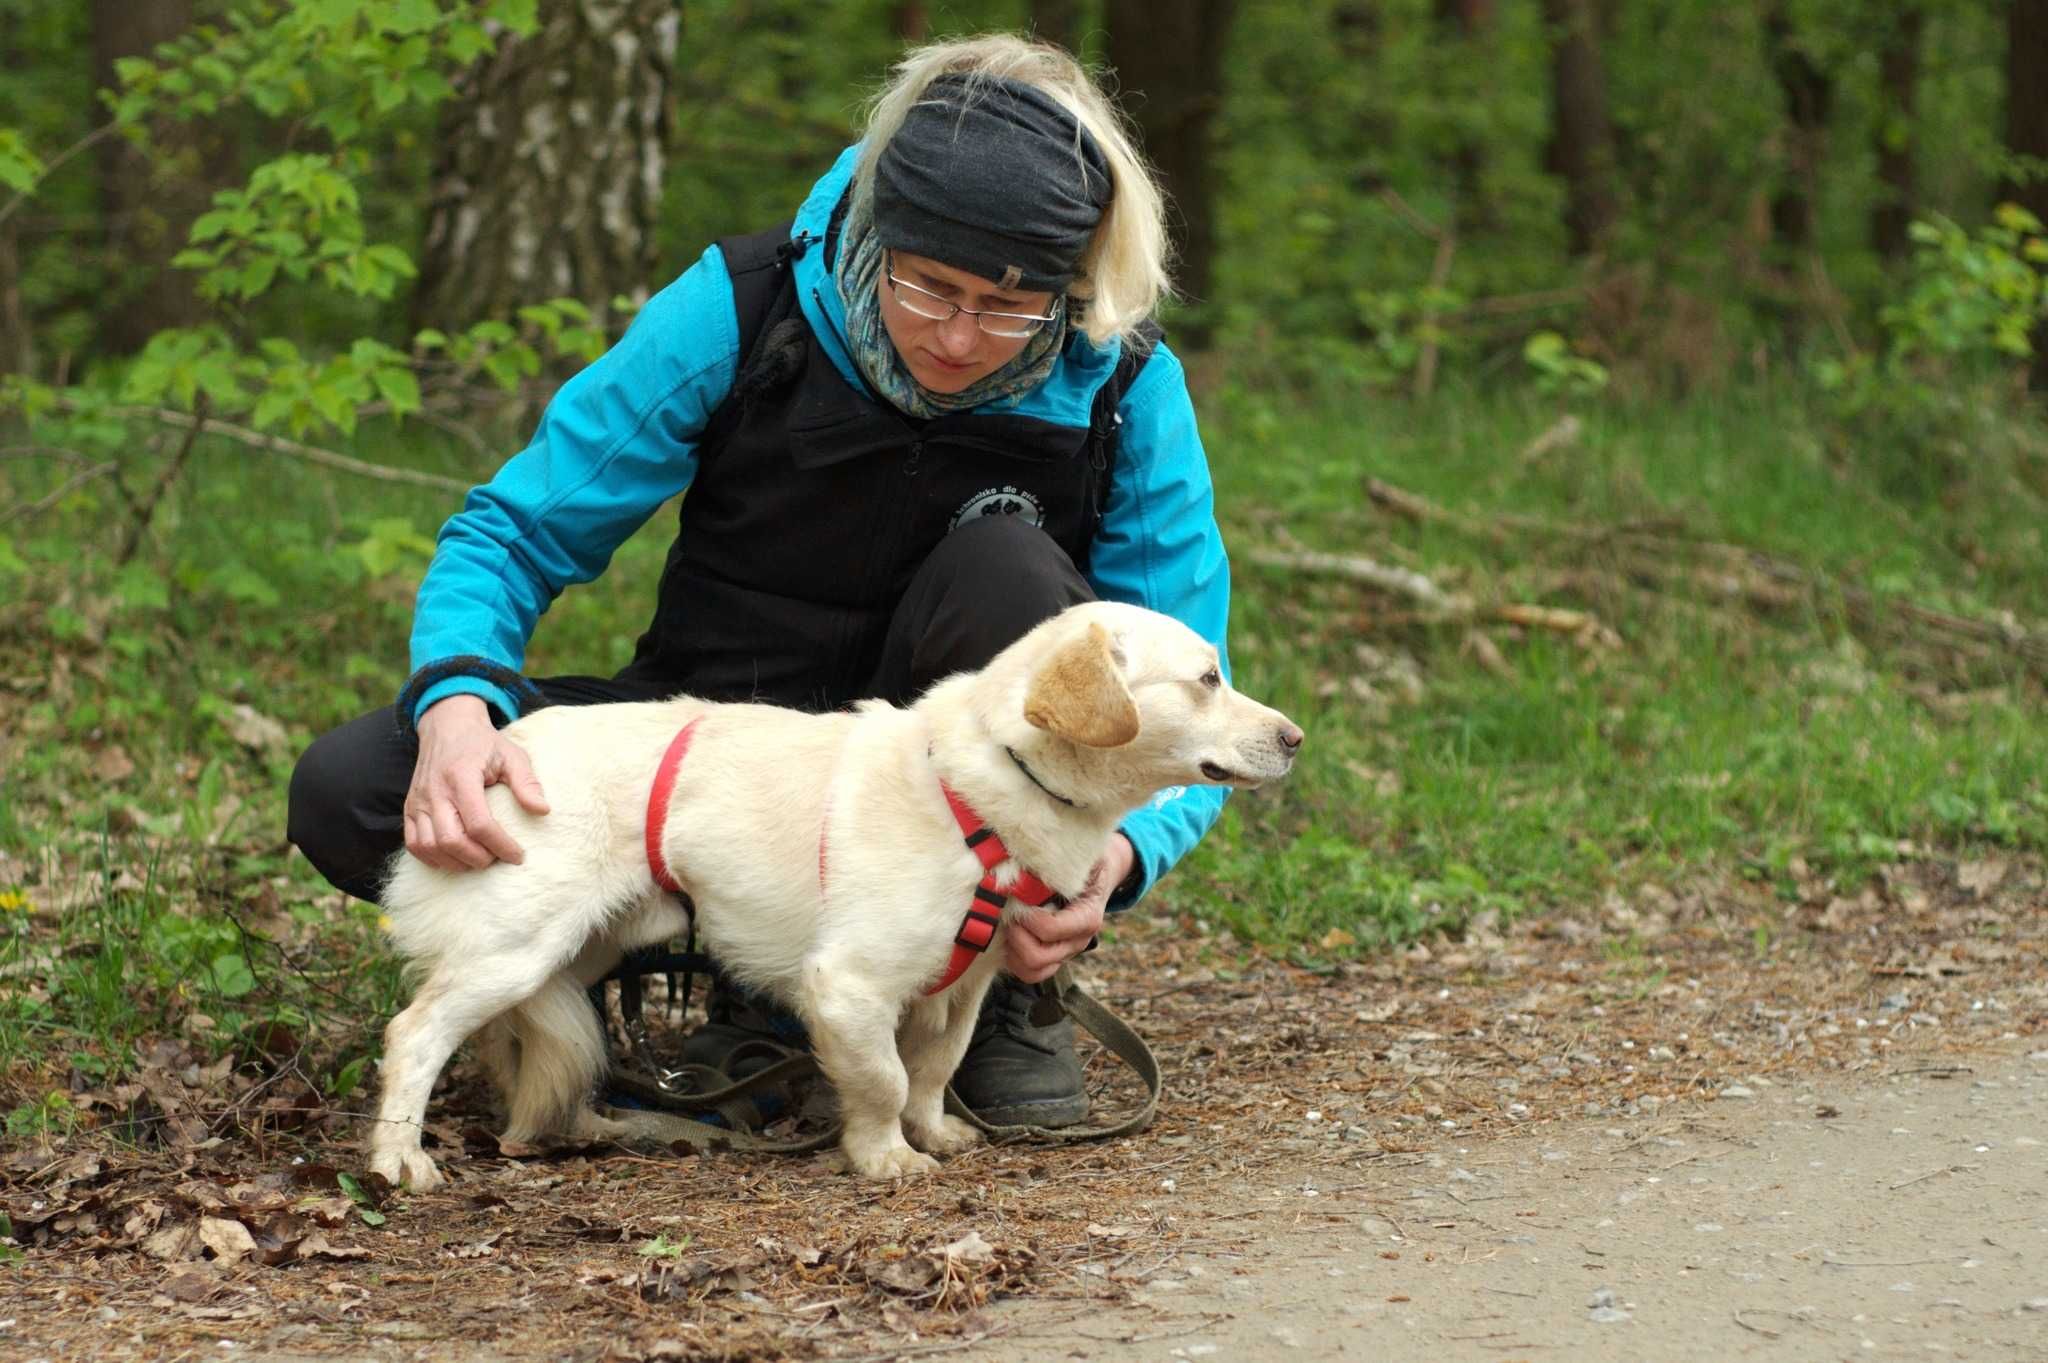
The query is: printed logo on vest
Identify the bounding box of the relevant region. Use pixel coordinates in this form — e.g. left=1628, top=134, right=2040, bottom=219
left=951, top=484, right=1045, bottom=531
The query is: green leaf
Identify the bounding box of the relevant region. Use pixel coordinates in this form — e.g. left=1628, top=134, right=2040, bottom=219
left=372, top=366, right=422, bottom=417
left=329, top=1055, right=367, bottom=1101
left=210, top=953, right=258, bottom=999
left=386, top=0, right=441, bottom=34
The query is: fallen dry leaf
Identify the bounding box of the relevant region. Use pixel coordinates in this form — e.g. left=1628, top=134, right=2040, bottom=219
left=224, top=703, right=291, bottom=753
left=199, top=1215, right=259, bottom=1265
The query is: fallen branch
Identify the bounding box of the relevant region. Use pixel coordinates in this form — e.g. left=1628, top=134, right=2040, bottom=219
left=1518, top=413, right=1583, bottom=465
left=1244, top=547, right=1463, bottom=612
left=1246, top=547, right=1622, bottom=647
left=1364, top=473, right=2048, bottom=678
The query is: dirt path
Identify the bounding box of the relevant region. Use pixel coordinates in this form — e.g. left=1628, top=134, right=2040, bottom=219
left=968, top=1049, right=2048, bottom=1362
left=4, top=858, right=2045, bottom=1361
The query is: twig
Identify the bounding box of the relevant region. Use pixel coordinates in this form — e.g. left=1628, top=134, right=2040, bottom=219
left=1821, top=1253, right=1954, bottom=1268
left=0, top=122, right=122, bottom=231
left=1731, top=1310, right=1782, bottom=1340
left=0, top=459, right=119, bottom=528
left=117, top=394, right=208, bottom=564
left=1888, top=1163, right=1978, bottom=1190
left=52, top=397, right=470, bottom=494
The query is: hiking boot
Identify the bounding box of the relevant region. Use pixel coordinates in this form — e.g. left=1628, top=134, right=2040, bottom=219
left=951, top=975, right=1089, bottom=1128
left=678, top=978, right=809, bottom=1081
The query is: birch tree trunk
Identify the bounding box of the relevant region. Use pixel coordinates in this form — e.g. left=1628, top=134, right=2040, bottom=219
left=411, top=0, right=682, bottom=333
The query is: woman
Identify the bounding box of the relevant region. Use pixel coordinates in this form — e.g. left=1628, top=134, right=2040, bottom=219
left=290, top=33, right=1233, bottom=1130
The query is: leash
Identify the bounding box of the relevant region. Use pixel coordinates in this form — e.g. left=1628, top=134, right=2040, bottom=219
left=600, top=963, right=1158, bottom=1153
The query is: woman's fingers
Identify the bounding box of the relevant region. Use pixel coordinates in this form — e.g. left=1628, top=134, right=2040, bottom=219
left=454, top=769, right=526, bottom=865
left=428, top=784, right=495, bottom=869
left=499, top=744, right=550, bottom=815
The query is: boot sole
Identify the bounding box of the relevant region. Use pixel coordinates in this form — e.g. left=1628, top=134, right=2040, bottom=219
left=963, top=1094, right=1090, bottom=1128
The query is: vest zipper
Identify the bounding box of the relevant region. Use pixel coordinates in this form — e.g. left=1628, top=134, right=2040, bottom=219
left=904, top=440, right=923, bottom=477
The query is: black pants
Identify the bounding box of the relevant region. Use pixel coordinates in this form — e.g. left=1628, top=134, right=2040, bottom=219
left=287, top=515, right=1094, bottom=902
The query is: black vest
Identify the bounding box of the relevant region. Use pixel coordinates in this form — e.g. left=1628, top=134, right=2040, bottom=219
left=618, top=224, right=1157, bottom=712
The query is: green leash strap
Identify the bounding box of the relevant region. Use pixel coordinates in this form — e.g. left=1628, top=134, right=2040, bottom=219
left=602, top=1053, right=838, bottom=1154
left=944, top=969, right=1162, bottom=1142
left=601, top=966, right=1160, bottom=1154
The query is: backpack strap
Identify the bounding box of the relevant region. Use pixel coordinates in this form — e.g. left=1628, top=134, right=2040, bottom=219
left=697, top=219, right=811, bottom=458
left=1086, top=318, right=1164, bottom=536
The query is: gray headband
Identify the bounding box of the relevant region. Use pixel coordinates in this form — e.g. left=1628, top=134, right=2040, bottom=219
left=872, top=74, right=1113, bottom=294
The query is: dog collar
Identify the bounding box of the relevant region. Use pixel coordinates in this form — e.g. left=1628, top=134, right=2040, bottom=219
left=1004, top=746, right=1083, bottom=809
left=926, top=783, right=1066, bottom=996
left=645, top=716, right=704, bottom=894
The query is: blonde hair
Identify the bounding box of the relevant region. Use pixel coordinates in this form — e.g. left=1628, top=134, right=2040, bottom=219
left=854, top=34, right=1173, bottom=348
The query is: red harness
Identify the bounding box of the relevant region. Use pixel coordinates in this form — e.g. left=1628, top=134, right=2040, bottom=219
left=924, top=783, right=1067, bottom=996
left=642, top=717, right=1063, bottom=996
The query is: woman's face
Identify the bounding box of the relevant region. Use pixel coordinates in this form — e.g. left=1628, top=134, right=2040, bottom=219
left=877, top=251, right=1056, bottom=393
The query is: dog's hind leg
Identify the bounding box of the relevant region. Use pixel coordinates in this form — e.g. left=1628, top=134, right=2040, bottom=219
left=368, top=954, right=560, bottom=1190
left=502, top=973, right=612, bottom=1145
left=474, top=1018, right=521, bottom=1109
left=799, top=963, right=934, bottom=1180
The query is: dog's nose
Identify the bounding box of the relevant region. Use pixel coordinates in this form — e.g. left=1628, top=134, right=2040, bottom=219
left=1278, top=723, right=1304, bottom=752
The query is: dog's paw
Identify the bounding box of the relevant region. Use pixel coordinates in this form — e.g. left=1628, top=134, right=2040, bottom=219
left=846, top=1142, right=941, bottom=1181
left=907, top=1114, right=983, bottom=1155
left=368, top=1144, right=445, bottom=1191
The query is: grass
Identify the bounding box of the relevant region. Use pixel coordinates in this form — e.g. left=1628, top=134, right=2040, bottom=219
left=2, top=375, right=2044, bottom=1112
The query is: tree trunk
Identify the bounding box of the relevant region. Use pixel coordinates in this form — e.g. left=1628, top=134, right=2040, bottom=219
left=891, top=2, right=928, bottom=43
left=1541, top=0, right=1617, bottom=257
left=1435, top=0, right=1496, bottom=233
left=1871, top=3, right=1923, bottom=263
left=1030, top=0, right=1083, bottom=54
left=2005, top=0, right=2048, bottom=388
left=1762, top=1, right=1832, bottom=258
left=91, top=0, right=203, bottom=356
left=411, top=0, right=682, bottom=335
left=1104, top=0, right=1237, bottom=329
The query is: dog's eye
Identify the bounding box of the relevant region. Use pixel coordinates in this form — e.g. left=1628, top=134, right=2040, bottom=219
left=1200, top=668, right=1221, bottom=690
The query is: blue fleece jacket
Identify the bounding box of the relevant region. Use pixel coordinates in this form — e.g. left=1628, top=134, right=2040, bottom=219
left=406, top=145, right=1233, bottom=907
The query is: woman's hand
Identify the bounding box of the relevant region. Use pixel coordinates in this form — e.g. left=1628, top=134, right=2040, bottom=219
left=403, top=695, right=550, bottom=871
left=1002, top=833, right=1133, bottom=983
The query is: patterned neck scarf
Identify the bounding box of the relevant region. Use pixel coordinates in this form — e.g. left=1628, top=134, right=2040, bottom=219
left=834, top=190, right=1068, bottom=419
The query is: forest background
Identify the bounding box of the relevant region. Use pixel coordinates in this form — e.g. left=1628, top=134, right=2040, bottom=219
left=1, top=0, right=2046, bottom=1136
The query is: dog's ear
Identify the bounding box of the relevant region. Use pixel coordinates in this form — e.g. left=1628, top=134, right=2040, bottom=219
left=1023, top=620, right=1140, bottom=748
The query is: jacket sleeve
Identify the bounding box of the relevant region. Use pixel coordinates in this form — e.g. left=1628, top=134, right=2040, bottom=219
left=1083, top=339, right=1234, bottom=909
left=403, top=244, right=742, bottom=725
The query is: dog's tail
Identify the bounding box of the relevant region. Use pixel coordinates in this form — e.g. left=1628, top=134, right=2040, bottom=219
left=499, top=974, right=608, bottom=1144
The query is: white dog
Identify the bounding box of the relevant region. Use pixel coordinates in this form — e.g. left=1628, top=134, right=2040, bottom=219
left=368, top=601, right=1302, bottom=1187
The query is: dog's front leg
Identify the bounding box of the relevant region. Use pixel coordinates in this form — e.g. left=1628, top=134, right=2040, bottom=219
left=899, top=982, right=988, bottom=1157
left=800, top=963, right=935, bottom=1180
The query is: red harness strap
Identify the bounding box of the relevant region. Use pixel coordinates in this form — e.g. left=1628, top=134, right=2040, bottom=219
left=926, top=783, right=1066, bottom=996
left=645, top=717, right=704, bottom=893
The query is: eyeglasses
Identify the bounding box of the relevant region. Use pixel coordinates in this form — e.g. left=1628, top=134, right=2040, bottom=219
left=885, top=256, right=1061, bottom=339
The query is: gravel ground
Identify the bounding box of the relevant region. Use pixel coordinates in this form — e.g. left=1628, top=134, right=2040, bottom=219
left=968, top=1048, right=2048, bottom=1362
left=3, top=854, right=2043, bottom=1361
